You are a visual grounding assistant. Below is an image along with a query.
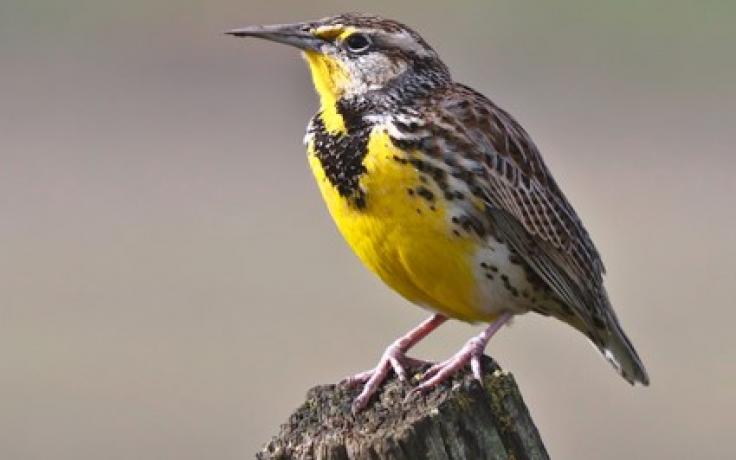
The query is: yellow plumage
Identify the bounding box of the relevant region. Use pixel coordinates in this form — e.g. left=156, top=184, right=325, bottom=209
left=303, top=48, right=499, bottom=323
left=308, top=130, right=493, bottom=323
left=303, top=51, right=347, bottom=134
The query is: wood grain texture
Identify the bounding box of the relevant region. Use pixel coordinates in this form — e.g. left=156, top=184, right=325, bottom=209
left=257, top=356, right=548, bottom=460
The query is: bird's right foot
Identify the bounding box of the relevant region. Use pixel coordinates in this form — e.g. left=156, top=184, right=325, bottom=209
left=341, top=343, right=431, bottom=413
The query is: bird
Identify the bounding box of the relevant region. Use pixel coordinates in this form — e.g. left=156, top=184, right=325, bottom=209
left=227, top=13, right=649, bottom=412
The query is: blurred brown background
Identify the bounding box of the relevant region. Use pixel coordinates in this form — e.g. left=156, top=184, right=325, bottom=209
left=1, top=1, right=734, bottom=458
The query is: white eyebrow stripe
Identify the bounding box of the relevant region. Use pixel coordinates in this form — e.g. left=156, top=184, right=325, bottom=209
left=383, top=30, right=433, bottom=57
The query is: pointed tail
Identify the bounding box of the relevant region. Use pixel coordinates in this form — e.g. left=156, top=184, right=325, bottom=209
left=599, top=314, right=650, bottom=386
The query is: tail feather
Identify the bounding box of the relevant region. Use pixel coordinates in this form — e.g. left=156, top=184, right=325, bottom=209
left=600, top=317, right=649, bottom=386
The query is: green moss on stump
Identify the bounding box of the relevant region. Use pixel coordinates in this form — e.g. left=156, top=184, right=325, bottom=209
left=257, top=356, right=548, bottom=460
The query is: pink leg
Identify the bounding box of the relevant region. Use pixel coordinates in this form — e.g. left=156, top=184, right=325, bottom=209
left=343, top=314, right=447, bottom=412
left=410, top=312, right=513, bottom=396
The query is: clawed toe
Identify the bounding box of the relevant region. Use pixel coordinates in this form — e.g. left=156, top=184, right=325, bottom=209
left=340, top=370, right=374, bottom=386
left=339, top=314, right=449, bottom=412
left=345, top=314, right=512, bottom=411
left=343, top=348, right=434, bottom=413
left=412, top=337, right=488, bottom=393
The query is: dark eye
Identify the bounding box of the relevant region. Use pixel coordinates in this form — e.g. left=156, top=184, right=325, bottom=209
left=344, top=33, right=371, bottom=53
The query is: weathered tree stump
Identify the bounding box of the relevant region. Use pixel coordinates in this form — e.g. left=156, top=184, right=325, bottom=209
left=257, top=356, right=549, bottom=460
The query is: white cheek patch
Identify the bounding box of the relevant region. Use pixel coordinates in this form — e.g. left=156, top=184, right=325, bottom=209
left=365, top=57, right=408, bottom=90
left=344, top=54, right=408, bottom=94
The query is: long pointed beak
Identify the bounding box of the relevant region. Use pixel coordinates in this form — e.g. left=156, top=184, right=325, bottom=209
left=225, top=22, right=324, bottom=52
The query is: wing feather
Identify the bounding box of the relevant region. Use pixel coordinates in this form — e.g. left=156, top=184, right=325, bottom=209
left=389, top=83, right=648, bottom=384
left=424, top=85, right=607, bottom=322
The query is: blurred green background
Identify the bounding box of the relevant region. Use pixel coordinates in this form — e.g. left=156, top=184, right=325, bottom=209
left=1, top=1, right=734, bottom=458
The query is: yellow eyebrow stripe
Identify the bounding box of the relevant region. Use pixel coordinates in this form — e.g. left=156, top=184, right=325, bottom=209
left=338, top=27, right=357, bottom=41
left=312, top=25, right=342, bottom=40
left=311, top=25, right=357, bottom=41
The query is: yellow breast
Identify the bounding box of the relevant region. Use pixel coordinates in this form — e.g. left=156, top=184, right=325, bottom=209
left=308, top=128, right=493, bottom=322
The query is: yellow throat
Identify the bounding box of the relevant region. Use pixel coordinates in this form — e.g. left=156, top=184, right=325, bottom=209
left=302, top=51, right=349, bottom=134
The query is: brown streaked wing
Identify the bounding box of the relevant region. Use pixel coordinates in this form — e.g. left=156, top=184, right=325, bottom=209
left=422, top=84, right=608, bottom=318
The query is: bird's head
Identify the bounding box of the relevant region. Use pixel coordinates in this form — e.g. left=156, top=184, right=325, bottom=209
left=227, top=14, right=450, bottom=111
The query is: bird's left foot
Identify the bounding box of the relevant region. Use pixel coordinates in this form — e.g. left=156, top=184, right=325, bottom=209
left=408, top=312, right=513, bottom=398
left=408, top=335, right=487, bottom=397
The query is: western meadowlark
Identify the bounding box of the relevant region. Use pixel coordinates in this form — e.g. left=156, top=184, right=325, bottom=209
left=227, top=13, right=649, bottom=412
